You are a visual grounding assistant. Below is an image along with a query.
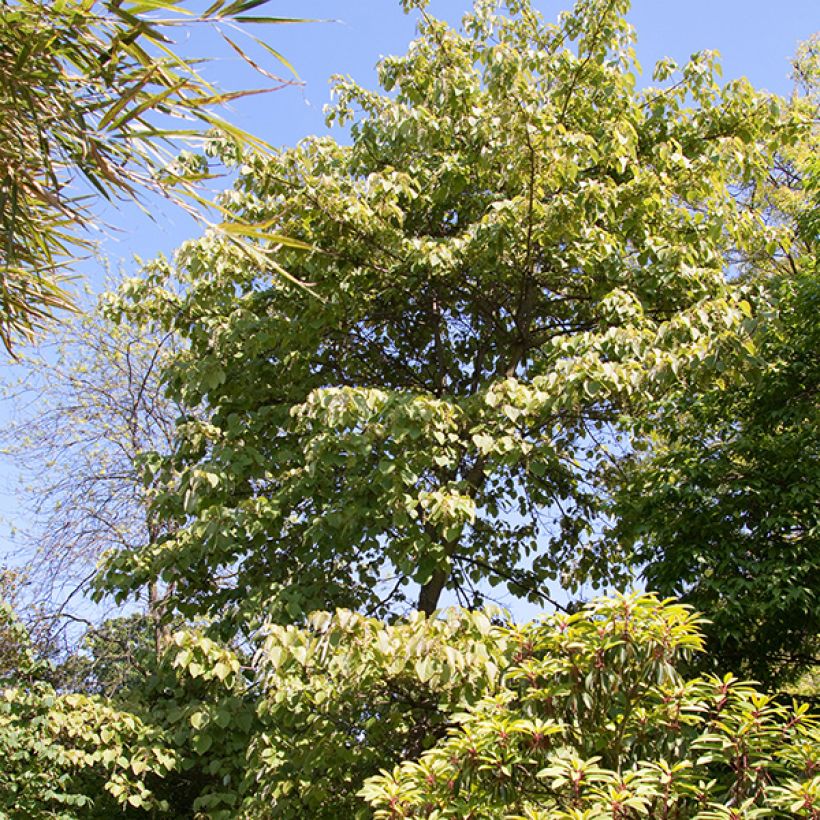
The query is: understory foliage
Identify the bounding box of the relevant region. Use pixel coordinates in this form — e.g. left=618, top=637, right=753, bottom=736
left=249, top=608, right=512, bottom=817
left=0, top=604, right=176, bottom=818
left=2, top=595, right=818, bottom=817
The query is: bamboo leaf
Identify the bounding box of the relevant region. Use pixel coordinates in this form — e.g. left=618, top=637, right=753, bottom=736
left=217, top=222, right=316, bottom=250
left=220, top=0, right=272, bottom=15
left=233, top=16, right=314, bottom=25
left=124, top=0, right=193, bottom=13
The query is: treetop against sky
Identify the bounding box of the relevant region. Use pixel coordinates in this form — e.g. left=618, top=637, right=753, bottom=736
left=62, top=0, right=819, bottom=272
left=0, top=5, right=816, bottom=814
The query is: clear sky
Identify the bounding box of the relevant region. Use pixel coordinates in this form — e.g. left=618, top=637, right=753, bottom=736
left=1, top=0, right=817, bottom=615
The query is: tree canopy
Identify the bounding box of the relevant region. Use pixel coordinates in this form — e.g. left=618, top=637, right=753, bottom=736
left=104, top=0, right=810, bottom=637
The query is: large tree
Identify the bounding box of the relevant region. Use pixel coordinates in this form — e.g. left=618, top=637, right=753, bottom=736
left=0, top=3, right=815, bottom=816
left=103, top=0, right=809, bottom=631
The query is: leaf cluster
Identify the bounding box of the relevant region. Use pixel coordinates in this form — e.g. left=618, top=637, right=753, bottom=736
left=0, top=606, right=177, bottom=818
left=248, top=607, right=512, bottom=817
left=0, top=0, right=300, bottom=352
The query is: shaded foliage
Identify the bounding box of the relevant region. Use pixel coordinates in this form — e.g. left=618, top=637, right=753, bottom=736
left=609, top=270, right=819, bottom=687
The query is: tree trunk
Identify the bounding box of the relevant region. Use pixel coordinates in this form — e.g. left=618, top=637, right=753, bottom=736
left=417, top=568, right=448, bottom=615
left=148, top=581, right=168, bottom=657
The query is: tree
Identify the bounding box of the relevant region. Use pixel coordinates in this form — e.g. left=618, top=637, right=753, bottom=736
left=0, top=0, right=301, bottom=352
left=52, top=612, right=160, bottom=697
left=0, top=572, right=31, bottom=680
left=248, top=607, right=512, bottom=817
left=2, top=1, right=816, bottom=814
left=103, top=0, right=809, bottom=632
left=602, top=51, right=819, bottom=687
left=1, top=289, right=188, bottom=652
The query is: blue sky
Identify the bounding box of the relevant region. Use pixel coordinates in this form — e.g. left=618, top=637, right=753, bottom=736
left=1, top=0, right=817, bottom=616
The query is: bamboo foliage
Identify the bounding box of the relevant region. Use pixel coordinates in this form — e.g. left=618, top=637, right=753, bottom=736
left=0, top=0, right=306, bottom=352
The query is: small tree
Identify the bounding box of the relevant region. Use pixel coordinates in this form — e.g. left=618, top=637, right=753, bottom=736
left=0, top=601, right=178, bottom=818
left=1, top=290, right=188, bottom=651
left=248, top=607, right=513, bottom=817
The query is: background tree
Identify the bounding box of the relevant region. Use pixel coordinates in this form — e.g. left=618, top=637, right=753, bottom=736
left=0, top=570, right=31, bottom=680
left=602, top=48, right=819, bottom=687
left=1, top=288, right=188, bottom=652
left=0, top=0, right=302, bottom=352
left=103, top=0, right=809, bottom=635
left=50, top=612, right=159, bottom=696
left=606, top=271, right=818, bottom=688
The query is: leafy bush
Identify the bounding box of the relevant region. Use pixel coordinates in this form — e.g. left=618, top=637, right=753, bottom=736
left=248, top=608, right=512, bottom=818
left=361, top=594, right=819, bottom=818
left=0, top=604, right=176, bottom=818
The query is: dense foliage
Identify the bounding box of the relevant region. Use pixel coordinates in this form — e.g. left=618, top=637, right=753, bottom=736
left=249, top=607, right=512, bottom=817
left=609, top=270, right=819, bottom=686
left=602, top=57, right=819, bottom=685
left=2, top=595, right=818, bottom=817
left=1, top=0, right=817, bottom=817
left=0, top=604, right=177, bottom=818
left=362, top=595, right=819, bottom=819
left=104, top=0, right=808, bottom=639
